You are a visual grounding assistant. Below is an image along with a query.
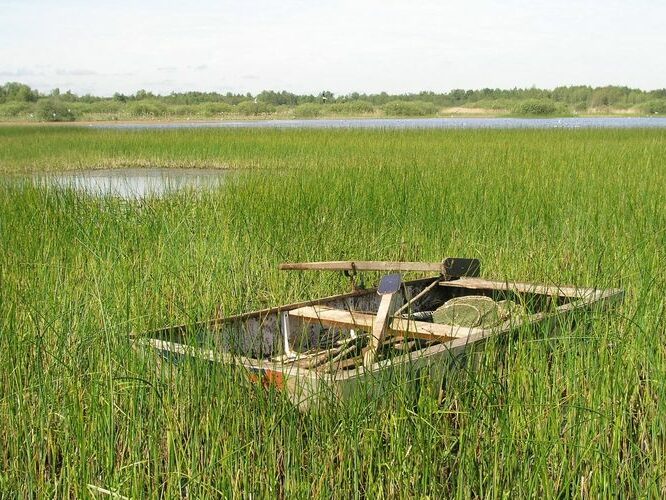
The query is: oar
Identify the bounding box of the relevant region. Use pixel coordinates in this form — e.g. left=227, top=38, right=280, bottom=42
left=363, top=273, right=402, bottom=368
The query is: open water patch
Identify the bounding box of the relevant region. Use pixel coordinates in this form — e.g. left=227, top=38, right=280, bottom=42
left=91, top=116, right=666, bottom=130
left=33, top=168, right=230, bottom=199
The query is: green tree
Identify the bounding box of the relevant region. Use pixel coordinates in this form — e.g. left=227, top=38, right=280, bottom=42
left=2, top=82, right=39, bottom=102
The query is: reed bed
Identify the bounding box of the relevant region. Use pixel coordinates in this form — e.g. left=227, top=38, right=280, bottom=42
left=0, top=127, right=665, bottom=497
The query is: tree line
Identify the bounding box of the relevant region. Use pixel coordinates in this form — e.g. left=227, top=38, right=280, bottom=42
left=2, top=81, right=666, bottom=121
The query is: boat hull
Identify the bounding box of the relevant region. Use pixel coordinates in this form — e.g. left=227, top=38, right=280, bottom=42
left=133, top=276, right=623, bottom=409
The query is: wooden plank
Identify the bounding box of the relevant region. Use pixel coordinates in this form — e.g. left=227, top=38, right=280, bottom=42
left=391, top=317, right=485, bottom=340
left=279, top=261, right=443, bottom=273
left=289, top=305, right=375, bottom=328
left=441, top=277, right=604, bottom=298
left=289, top=305, right=475, bottom=341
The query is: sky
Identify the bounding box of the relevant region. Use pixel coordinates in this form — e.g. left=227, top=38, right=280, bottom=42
left=1, top=0, right=664, bottom=96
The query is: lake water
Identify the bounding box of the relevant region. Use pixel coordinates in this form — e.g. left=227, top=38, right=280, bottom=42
left=92, top=116, right=666, bottom=130
left=33, top=168, right=229, bottom=199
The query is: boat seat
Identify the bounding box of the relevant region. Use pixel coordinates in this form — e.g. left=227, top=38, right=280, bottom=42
left=288, top=305, right=474, bottom=341
left=288, top=305, right=375, bottom=329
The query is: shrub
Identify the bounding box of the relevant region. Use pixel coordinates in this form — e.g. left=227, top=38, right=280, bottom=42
left=573, top=101, right=588, bottom=112
left=128, top=101, right=167, bottom=118
left=0, top=102, right=34, bottom=118
left=235, top=100, right=275, bottom=116
left=293, top=103, right=322, bottom=118
left=511, top=99, right=558, bottom=116
left=382, top=100, right=437, bottom=116
left=464, top=99, right=511, bottom=111
left=81, top=100, right=123, bottom=114
left=639, top=100, right=666, bottom=115
left=35, top=99, right=76, bottom=121
left=201, top=102, right=234, bottom=117
left=328, top=100, right=375, bottom=115
left=165, top=105, right=193, bottom=117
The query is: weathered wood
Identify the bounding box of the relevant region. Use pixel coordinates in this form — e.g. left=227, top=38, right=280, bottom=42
left=289, top=305, right=474, bottom=342
left=441, top=277, right=616, bottom=299
left=317, top=341, right=362, bottom=372
left=391, top=317, right=481, bottom=340
left=363, top=290, right=400, bottom=367
left=279, top=261, right=444, bottom=273
left=289, top=305, right=376, bottom=328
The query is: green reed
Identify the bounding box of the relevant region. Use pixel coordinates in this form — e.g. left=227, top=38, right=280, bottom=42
left=0, top=126, right=664, bottom=497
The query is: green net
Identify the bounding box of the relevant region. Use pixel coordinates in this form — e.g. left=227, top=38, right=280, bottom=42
left=431, top=295, right=520, bottom=328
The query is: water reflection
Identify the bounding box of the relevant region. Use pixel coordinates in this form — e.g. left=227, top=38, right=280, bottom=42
left=35, top=168, right=229, bottom=199
left=92, top=116, right=666, bottom=130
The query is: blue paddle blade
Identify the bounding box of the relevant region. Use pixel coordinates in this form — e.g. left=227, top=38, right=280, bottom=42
left=377, top=273, right=401, bottom=295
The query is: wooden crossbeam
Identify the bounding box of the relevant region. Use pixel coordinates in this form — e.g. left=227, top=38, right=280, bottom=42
left=279, top=261, right=443, bottom=273
left=288, top=305, right=479, bottom=342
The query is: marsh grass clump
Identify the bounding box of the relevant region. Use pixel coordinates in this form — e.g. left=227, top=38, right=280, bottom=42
left=0, top=127, right=665, bottom=496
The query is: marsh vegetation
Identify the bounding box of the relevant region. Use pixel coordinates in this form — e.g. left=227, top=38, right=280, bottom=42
left=0, top=126, right=664, bottom=496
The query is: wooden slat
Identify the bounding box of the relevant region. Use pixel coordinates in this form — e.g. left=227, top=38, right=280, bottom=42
left=441, top=277, right=603, bottom=298
left=289, top=305, right=375, bottom=328
left=279, top=261, right=443, bottom=272
left=391, top=317, right=486, bottom=341
left=289, top=305, right=476, bottom=341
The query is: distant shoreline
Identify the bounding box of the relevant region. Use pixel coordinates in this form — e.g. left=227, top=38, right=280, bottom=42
left=0, top=108, right=662, bottom=127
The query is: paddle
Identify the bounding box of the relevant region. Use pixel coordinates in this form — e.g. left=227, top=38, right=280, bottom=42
left=363, top=273, right=402, bottom=368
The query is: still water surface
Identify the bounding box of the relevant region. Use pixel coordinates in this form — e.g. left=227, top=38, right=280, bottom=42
left=93, top=117, right=666, bottom=130
left=34, top=168, right=229, bottom=199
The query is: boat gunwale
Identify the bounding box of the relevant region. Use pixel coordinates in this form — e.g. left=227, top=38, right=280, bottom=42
left=132, top=276, right=437, bottom=341
left=132, top=276, right=624, bottom=382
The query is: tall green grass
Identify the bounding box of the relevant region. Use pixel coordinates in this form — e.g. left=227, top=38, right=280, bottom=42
left=0, top=127, right=665, bottom=496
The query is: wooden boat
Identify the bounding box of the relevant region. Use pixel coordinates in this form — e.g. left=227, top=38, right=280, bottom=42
left=132, top=259, right=623, bottom=409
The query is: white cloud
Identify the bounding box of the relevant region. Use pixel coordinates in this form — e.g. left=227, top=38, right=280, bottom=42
left=0, top=0, right=664, bottom=95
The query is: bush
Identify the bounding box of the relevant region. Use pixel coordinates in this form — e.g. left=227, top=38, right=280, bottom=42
left=293, top=103, right=323, bottom=118
left=201, top=102, right=234, bottom=117
left=235, top=100, right=275, bottom=116
left=0, top=102, right=35, bottom=118
left=382, top=100, right=437, bottom=116
left=464, top=99, right=511, bottom=111
left=128, top=101, right=167, bottom=118
left=639, top=100, right=666, bottom=115
left=35, top=99, right=76, bottom=121
left=80, top=100, right=123, bottom=114
left=573, top=101, right=588, bottom=112
left=511, top=99, right=558, bottom=116
left=165, top=105, right=193, bottom=117
left=328, top=100, right=375, bottom=115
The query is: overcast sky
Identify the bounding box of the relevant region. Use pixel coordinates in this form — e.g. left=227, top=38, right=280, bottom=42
left=1, top=0, right=664, bottom=96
